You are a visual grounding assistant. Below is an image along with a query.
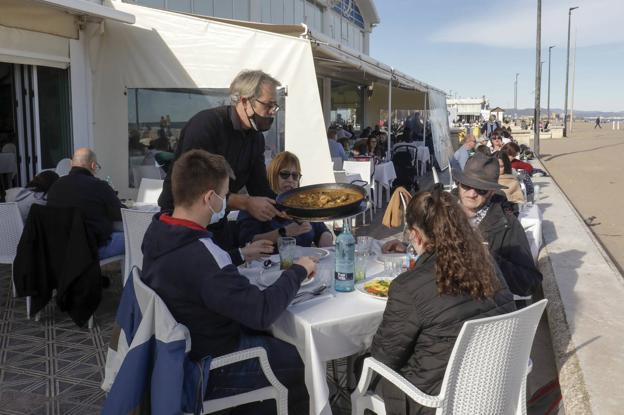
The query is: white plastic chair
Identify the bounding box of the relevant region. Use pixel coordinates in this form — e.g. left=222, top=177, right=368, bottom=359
left=55, top=158, right=72, bottom=176
left=352, top=299, right=548, bottom=415
left=334, top=171, right=373, bottom=225
left=125, top=269, right=289, bottom=414
left=332, top=157, right=344, bottom=171
left=132, top=165, right=165, bottom=189
left=121, top=208, right=154, bottom=286
left=0, top=203, right=24, bottom=298
left=432, top=166, right=440, bottom=184
left=343, top=160, right=375, bottom=212
left=137, top=178, right=164, bottom=204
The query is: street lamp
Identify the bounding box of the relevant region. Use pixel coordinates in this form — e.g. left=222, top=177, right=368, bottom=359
left=534, top=0, right=542, bottom=155
left=514, top=73, right=519, bottom=120
left=563, top=6, right=579, bottom=137
left=547, top=45, right=555, bottom=121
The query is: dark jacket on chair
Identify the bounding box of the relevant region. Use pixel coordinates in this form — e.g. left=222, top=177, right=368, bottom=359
left=46, top=167, right=123, bottom=247
left=370, top=252, right=515, bottom=415
left=13, top=205, right=102, bottom=326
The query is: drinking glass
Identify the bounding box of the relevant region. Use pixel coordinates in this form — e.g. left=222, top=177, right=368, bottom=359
left=356, top=236, right=373, bottom=255
left=278, top=237, right=296, bottom=269
left=383, top=257, right=395, bottom=278
left=354, top=249, right=368, bottom=283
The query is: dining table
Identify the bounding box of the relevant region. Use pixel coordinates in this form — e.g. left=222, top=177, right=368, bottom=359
left=239, top=243, right=393, bottom=415
left=373, top=161, right=397, bottom=209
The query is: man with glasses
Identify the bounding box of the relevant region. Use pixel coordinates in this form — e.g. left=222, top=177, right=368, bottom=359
left=383, top=153, right=542, bottom=296
left=47, top=148, right=125, bottom=259
left=158, top=70, right=286, bottom=261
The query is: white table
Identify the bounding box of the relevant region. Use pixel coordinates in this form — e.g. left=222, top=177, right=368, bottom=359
left=373, top=162, right=397, bottom=208
left=242, top=249, right=389, bottom=415
left=519, top=203, right=542, bottom=263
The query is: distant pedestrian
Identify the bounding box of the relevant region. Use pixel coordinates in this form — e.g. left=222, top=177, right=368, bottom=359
left=595, top=117, right=602, bottom=129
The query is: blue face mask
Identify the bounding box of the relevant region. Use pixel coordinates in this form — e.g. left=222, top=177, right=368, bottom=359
left=209, top=192, right=226, bottom=225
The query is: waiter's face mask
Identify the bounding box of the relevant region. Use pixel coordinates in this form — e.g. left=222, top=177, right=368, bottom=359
left=245, top=98, right=275, bottom=132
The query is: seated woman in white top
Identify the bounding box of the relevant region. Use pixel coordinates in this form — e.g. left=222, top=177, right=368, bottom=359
left=5, top=170, right=59, bottom=221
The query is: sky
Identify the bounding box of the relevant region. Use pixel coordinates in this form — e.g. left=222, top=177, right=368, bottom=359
left=369, top=0, right=624, bottom=112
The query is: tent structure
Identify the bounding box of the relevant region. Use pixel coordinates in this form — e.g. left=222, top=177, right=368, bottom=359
left=93, top=1, right=334, bottom=196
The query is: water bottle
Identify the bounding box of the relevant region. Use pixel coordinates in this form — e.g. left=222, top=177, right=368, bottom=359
left=334, top=220, right=355, bottom=292
left=105, top=175, right=113, bottom=188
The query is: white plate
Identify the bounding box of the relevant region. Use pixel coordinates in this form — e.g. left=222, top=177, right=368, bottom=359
left=295, top=246, right=330, bottom=259
left=356, top=276, right=395, bottom=300
left=301, top=276, right=314, bottom=286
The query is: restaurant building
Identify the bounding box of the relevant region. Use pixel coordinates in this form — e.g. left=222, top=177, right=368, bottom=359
left=0, top=0, right=451, bottom=197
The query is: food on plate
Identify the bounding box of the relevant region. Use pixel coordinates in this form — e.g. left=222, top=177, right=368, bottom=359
left=283, top=188, right=362, bottom=209
left=363, top=278, right=392, bottom=297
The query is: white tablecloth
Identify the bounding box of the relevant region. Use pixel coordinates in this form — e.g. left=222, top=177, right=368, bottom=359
left=242, top=247, right=389, bottom=415
left=519, top=203, right=542, bottom=263
left=373, top=162, right=397, bottom=208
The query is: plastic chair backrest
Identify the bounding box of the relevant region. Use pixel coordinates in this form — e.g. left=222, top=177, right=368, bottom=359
left=332, top=157, right=344, bottom=171
left=432, top=166, right=440, bottom=184
left=334, top=171, right=349, bottom=184
left=121, top=209, right=155, bottom=285
left=343, top=160, right=372, bottom=186
left=55, top=158, right=72, bottom=176
left=133, top=166, right=164, bottom=189
left=137, top=178, right=164, bottom=204
left=437, top=299, right=547, bottom=414
left=0, top=202, right=24, bottom=263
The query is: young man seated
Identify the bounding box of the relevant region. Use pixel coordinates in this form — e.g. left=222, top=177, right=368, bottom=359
left=141, top=149, right=314, bottom=414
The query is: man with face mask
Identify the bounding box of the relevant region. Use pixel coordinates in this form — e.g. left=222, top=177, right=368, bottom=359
left=159, top=70, right=285, bottom=256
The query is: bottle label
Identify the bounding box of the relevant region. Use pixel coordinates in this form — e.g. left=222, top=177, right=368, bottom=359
left=335, top=271, right=353, bottom=282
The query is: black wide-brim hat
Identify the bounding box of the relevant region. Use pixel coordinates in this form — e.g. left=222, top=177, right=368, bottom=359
left=454, top=152, right=508, bottom=191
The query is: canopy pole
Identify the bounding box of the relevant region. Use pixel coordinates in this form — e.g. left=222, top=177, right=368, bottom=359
left=387, top=69, right=393, bottom=160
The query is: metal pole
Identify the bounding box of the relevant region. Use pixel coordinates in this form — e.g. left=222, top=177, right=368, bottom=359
left=534, top=0, right=542, bottom=155
left=387, top=69, right=392, bottom=160
left=570, top=28, right=577, bottom=133
left=563, top=7, right=579, bottom=137
left=547, top=45, right=554, bottom=121
left=514, top=73, right=519, bottom=120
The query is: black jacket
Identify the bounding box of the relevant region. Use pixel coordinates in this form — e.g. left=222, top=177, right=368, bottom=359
left=141, top=214, right=307, bottom=361
left=158, top=106, right=273, bottom=211
left=370, top=252, right=515, bottom=415
left=46, top=167, right=123, bottom=247
left=13, top=205, right=102, bottom=326
left=479, top=194, right=543, bottom=296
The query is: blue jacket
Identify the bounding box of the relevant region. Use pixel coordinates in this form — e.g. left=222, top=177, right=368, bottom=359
left=237, top=210, right=330, bottom=247
left=141, top=214, right=308, bottom=361
left=102, top=269, right=211, bottom=414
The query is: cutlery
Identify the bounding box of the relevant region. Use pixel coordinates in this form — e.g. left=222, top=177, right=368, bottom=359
left=292, top=284, right=327, bottom=304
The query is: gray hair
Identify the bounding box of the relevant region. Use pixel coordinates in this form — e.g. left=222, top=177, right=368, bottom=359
left=229, top=70, right=281, bottom=104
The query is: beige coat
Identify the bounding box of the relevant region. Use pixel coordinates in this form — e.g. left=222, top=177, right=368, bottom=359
left=498, top=174, right=525, bottom=203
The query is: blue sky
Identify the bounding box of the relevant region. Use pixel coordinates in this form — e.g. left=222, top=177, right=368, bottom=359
left=369, top=0, right=624, bottom=112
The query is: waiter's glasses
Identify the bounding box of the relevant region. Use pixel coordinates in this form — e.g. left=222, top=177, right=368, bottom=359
left=255, top=98, right=280, bottom=113
left=278, top=170, right=301, bottom=180
left=459, top=183, right=489, bottom=196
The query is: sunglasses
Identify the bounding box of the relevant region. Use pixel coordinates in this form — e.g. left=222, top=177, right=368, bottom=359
left=459, top=182, right=489, bottom=196
left=278, top=170, right=301, bottom=180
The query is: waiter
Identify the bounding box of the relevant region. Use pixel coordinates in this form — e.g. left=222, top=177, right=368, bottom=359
left=159, top=69, right=284, bottom=253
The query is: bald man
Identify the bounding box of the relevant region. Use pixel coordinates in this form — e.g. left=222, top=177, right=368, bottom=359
left=47, top=148, right=125, bottom=259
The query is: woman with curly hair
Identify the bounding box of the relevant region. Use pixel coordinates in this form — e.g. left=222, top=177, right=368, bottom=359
left=368, top=185, right=515, bottom=414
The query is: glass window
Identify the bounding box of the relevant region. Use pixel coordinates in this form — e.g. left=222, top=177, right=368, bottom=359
left=127, top=87, right=285, bottom=187
left=37, top=66, right=72, bottom=169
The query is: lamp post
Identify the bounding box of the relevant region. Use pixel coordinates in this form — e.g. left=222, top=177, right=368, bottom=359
left=547, top=45, right=555, bottom=121
left=563, top=6, right=579, bottom=137
left=534, top=0, right=542, bottom=156
left=514, top=73, right=519, bottom=120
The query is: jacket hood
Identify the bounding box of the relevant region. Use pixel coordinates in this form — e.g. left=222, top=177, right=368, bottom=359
left=142, top=213, right=211, bottom=260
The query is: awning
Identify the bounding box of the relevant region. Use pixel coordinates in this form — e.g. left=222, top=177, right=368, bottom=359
left=0, top=0, right=135, bottom=39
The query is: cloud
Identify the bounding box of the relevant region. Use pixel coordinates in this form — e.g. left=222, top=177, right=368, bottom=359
left=429, top=0, right=624, bottom=49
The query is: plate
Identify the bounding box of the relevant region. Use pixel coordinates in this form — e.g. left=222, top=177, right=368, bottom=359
left=301, top=276, right=314, bottom=286
left=295, top=247, right=330, bottom=260
left=356, top=276, right=394, bottom=300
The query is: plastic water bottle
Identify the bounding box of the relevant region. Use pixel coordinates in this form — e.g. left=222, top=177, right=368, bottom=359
left=334, top=220, right=355, bottom=292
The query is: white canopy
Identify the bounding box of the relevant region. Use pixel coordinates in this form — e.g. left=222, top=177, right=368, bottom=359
left=93, top=2, right=334, bottom=196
